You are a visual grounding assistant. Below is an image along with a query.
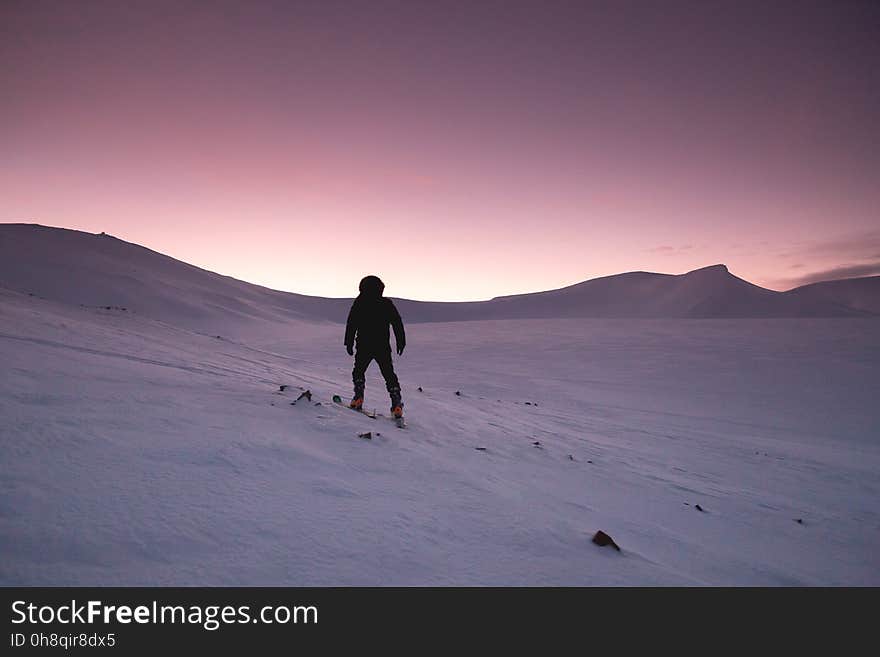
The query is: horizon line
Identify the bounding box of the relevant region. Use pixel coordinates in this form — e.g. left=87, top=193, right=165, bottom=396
left=3, top=221, right=877, bottom=303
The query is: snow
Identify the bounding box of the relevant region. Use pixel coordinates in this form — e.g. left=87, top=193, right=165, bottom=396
left=2, top=280, right=879, bottom=585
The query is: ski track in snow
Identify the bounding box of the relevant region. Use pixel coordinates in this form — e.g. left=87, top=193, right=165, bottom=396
left=1, top=289, right=879, bottom=585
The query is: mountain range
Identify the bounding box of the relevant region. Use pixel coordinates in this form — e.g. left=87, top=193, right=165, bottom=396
left=1, top=224, right=876, bottom=332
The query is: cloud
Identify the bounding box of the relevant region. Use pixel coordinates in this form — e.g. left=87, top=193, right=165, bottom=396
left=780, top=230, right=880, bottom=260
left=647, top=244, right=694, bottom=255
left=787, top=261, right=880, bottom=287
left=766, top=230, right=880, bottom=288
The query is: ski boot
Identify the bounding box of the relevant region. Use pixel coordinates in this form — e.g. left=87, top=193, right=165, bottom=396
left=351, top=379, right=365, bottom=410
left=389, top=387, right=404, bottom=425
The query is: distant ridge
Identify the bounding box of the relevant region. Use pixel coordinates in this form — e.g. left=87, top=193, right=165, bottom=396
left=0, top=224, right=875, bottom=333
left=782, top=275, right=880, bottom=316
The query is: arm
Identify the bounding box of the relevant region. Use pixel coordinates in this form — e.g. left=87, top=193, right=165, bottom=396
left=344, top=300, right=358, bottom=353
left=389, top=300, right=406, bottom=354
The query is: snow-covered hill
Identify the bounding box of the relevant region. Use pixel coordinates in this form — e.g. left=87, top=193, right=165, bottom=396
left=784, top=276, right=880, bottom=316
left=0, top=224, right=351, bottom=336
left=472, top=264, right=868, bottom=318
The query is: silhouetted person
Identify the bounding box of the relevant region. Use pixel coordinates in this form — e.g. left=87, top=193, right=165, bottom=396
left=344, top=275, right=405, bottom=418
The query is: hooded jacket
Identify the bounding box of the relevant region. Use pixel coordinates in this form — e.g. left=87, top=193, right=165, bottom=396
left=344, top=276, right=406, bottom=353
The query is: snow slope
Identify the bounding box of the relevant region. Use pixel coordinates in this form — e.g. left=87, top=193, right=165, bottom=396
left=2, top=284, right=878, bottom=585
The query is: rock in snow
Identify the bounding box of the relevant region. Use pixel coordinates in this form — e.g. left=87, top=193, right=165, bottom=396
left=592, top=531, right=621, bottom=552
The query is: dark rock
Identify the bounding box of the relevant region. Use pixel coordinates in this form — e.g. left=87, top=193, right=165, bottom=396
left=795, top=518, right=803, bottom=524
left=295, top=390, right=312, bottom=402
left=592, top=530, right=621, bottom=551
left=279, top=385, right=289, bottom=392
left=533, top=441, right=541, bottom=446
left=474, top=447, right=487, bottom=451
left=695, top=504, right=705, bottom=512
left=314, top=402, right=322, bottom=406
left=587, top=460, right=593, bottom=464
left=418, top=386, right=423, bottom=392
left=358, top=432, right=372, bottom=440
left=568, top=455, right=575, bottom=461
left=525, top=402, right=532, bottom=406
left=455, top=391, right=461, bottom=396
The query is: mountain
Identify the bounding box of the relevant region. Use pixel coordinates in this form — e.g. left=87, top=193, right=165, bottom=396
left=457, top=264, right=819, bottom=319
left=414, top=263, right=877, bottom=320
left=0, top=224, right=875, bottom=332
left=782, top=276, right=880, bottom=316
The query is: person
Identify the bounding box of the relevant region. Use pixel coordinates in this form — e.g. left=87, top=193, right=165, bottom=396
left=344, top=275, right=406, bottom=418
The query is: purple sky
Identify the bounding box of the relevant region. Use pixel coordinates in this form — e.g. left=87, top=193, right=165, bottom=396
left=2, top=0, right=879, bottom=300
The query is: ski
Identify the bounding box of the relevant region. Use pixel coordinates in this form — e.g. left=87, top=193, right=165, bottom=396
left=333, top=395, right=406, bottom=428
left=332, top=394, right=376, bottom=418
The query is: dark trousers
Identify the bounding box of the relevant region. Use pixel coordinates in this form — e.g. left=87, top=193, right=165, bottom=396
left=352, top=348, right=400, bottom=397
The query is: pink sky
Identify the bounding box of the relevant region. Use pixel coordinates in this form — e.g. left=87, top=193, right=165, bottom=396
left=2, top=1, right=879, bottom=300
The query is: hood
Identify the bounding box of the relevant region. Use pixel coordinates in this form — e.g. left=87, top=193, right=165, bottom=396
left=358, top=275, right=385, bottom=298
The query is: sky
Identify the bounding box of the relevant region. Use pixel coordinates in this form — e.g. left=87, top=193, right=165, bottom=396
left=2, top=0, right=879, bottom=301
